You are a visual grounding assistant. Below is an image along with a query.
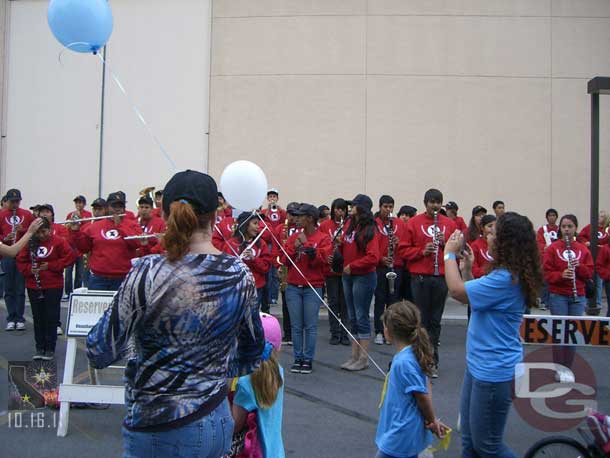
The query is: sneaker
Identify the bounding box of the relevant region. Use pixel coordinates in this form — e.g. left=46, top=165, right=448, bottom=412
left=374, top=333, right=384, bottom=345
left=41, top=351, right=54, bottom=361
left=270, top=299, right=278, bottom=306
left=282, top=338, right=293, bottom=346
left=431, top=365, right=439, bottom=379
left=15, top=322, right=25, bottom=331
left=5, top=322, right=15, bottom=331
left=555, top=368, right=575, bottom=383
left=290, top=360, right=303, bottom=373
left=329, top=335, right=341, bottom=345
left=57, top=326, right=63, bottom=336
left=340, top=335, right=350, bottom=346
left=300, top=361, right=313, bottom=374
left=61, top=295, right=69, bottom=302
left=32, top=350, right=45, bottom=360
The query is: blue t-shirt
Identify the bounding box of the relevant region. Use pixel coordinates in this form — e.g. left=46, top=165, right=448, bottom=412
left=375, top=346, right=433, bottom=458
left=234, top=366, right=285, bottom=458
left=464, top=268, right=525, bottom=382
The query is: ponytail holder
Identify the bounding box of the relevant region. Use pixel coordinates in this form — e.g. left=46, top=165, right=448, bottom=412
left=261, top=341, right=274, bottom=361
left=179, top=199, right=189, bottom=204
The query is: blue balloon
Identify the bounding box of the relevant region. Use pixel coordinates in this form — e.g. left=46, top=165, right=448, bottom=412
left=48, top=0, right=113, bottom=54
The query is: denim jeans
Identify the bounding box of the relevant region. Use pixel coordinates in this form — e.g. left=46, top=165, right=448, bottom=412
left=374, top=267, right=403, bottom=334
left=88, top=273, right=125, bottom=292
left=285, top=285, right=322, bottom=361
left=28, top=288, right=62, bottom=352
left=325, top=275, right=348, bottom=338
left=342, top=272, right=376, bottom=340
left=266, top=266, right=279, bottom=303
left=605, top=281, right=610, bottom=317
left=540, top=281, right=550, bottom=305
left=411, top=275, right=448, bottom=365
left=548, top=293, right=585, bottom=370
left=595, top=273, right=602, bottom=306
left=64, top=256, right=89, bottom=294
left=1, top=257, right=26, bottom=323
left=375, top=451, right=416, bottom=458
left=460, top=369, right=516, bottom=458
left=122, top=399, right=233, bottom=458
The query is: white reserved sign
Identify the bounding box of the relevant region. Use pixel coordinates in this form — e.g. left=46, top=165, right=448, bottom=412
left=66, top=291, right=116, bottom=337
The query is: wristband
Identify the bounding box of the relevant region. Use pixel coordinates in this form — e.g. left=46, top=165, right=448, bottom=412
left=443, top=253, right=456, bottom=262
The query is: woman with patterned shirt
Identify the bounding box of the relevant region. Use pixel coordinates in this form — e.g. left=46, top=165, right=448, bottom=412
left=87, top=170, right=265, bottom=458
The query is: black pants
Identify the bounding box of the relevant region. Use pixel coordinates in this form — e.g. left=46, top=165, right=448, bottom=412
left=374, top=267, right=403, bottom=334
left=28, top=288, right=62, bottom=353
left=281, top=290, right=291, bottom=339
left=325, top=275, right=348, bottom=338
left=410, top=275, right=448, bottom=365
left=400, top=268, right=413, bottom=302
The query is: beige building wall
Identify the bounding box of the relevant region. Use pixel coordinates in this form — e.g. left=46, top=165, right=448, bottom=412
left=209, top=0, right=610, bottom=228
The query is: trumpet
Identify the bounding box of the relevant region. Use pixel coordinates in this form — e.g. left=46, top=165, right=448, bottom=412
left=385, top=213, right=397, bottom=294
left=57, top=214, right=126, bottom=225
left=140, top=186, right=156, bottom=204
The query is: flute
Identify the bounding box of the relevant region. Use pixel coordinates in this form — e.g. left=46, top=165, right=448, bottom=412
left=564, top=234, right=578, bottom=299
left=239, top=227, right=268, bottom=259
left=433, top=210, right=440, bottom=276
left=124, top=234, right=160, bottom=240
left=57, top=214, right=126, bottom=225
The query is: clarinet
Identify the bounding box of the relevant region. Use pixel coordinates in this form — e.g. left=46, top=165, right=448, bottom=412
left=331, top=217, right=346, bottom=273
left=385, top=214, right=397, bottom=294
left=433, top=210, right=440, bottom=276
left=29, top=237, right=44, bottom=299
left=8, top=209, right=17, bottom=246
left=564, top=234, right=578, bottom=299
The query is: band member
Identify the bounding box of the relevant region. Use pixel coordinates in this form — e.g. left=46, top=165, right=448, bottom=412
left=445, top=201, right=468, bottom=232
left=262, top=188, right=285, bottom=306
left=397, top=205, right=417, bottom=223
left=217, top=192, right=233, bottom=218
left=16, top=218, right=76, bottom=359
left=373, top=195, right=405, bottom=345
left=152, top=189, right=163, bottom=218
left=116, top=191, right=137, bottom=220
left=396, top=206, right=417, bottom=302
left=318, top=205, right=330, bottom=221
left=29, top=205, right=41, bottom=218
left=319, top=198, right=349, bottom=345
left=67, top=195, right=92, bottom=221
left=284, top=203, right=331, bottom=374
left=543, top=214, right=593, bottom=382
left=91, top=198, right=108, bottom=217
left=466, top=205, right=487, bottom=242
left=397, top=188, right=456, bottom=378
left=577, top=210, right=609, bottom=309
left=537, top=208, right=559, bottom=311
left=212, top=204, right=236, bottom=251
left=137, top=195, right=166, bottom=246
left=63, top=195, right=93, bottom=299
left=337, top=194, right=380, bottom=372
left=492, top=200, right=505, bottom=218
left=68, top=192, right=143, bottom=291
left=595, top=238, right=610, bottom=318
left=471, top=215, right=496, bottom=279
left=0, top=189, right=34, bottom=331
left=37, top=204, right=70, bottom=240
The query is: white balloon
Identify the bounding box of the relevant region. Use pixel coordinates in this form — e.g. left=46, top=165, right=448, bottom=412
left=220, top=161, right=268, bottom=211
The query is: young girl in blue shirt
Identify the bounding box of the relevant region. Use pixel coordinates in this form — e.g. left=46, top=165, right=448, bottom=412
left=375, top=301, right=448, bottom=458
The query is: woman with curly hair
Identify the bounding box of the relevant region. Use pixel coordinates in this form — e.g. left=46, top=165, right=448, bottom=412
left=444, top=212, right=542, bottom=458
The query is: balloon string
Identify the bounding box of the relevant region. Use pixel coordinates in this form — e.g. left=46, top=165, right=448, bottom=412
left=255, top=212, right=387, bottom=377
left=95, top=52, right=177, bottom=171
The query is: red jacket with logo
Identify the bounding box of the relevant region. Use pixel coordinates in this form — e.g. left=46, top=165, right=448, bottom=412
left=69, top=218, right=141, bottom=278
left=66, top=209, right=93, bottom=223
left=261, top=208, right=286, bottom=229
left=213, top=216, right=236, bottom=250
left=397, top=213, right=456, bottom=276
left=543, top=239, right=593, bottom=296
left=273, top=222, right=301, bottom=267
left=16, top=235, right=77, bottom=289
left=536, top=224, right=559, bottom=254
left=0, top=208, right=34, bottom=245
left=577, top=224, right=609, bottom=246
left=452, top=216, right=468, bottom=233
left=52, top=223, right=70, bottom=241
left=339, top=223, right=381, bottom=276
left=319, top=219, right=344, bottom=277
left=222, top=237, right=272, bottom=289
left=470, top=237, right=493, bottom=279
left=284, top=230, right=332, bottom=287
left=595, top=244, right=610, bottom=281
left=375, top=217, right=405, bottom=269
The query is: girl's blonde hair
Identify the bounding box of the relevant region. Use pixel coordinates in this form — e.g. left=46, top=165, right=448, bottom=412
left=382, top=301, right=435, bottom=377
left=250, top=350, right=283, bottom=409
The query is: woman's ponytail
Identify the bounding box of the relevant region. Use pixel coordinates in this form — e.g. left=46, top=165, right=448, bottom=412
left=164, top=201, right=199, bottom=262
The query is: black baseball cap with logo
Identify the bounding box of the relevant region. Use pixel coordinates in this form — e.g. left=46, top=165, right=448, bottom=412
left=292, top=203, right=319, bottom=220
left=73, top=195, right=86, bottom=205
left=446, top=201, right=459, bottom=210
left=106, top=192, right=126, bottom=206
left=347, top=194, right=373, bottom=212
left=163, top=170, right=218, bottom=215
left=91, top=198, right=107, bottom=208
left=5, top=189, right=22, bottom=201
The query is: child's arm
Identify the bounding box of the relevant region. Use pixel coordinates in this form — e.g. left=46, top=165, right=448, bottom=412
left=413, top=380, right=449, bottom=438
left=231, top=403, right=249, bottom=433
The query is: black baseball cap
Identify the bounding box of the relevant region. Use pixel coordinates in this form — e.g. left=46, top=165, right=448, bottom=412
left=73, top=195, right=86, bottom=205
left=286, top=202, right=300, bottom=215
left=91, top=198, right=107, bottom=208
left=163, top=170, right=218, bottom=215
left=347, top=194, right=373, bottom=212
left=472, top=205, right=487, bottom=216
left=481, top=214, right=496, bottom=227
left=106, top=192, right=126, bottom=205
left=138, top=196, right=154, bottom=206
left=267, top=188, right=279, bottom=196
left=446, top=201, right=458, bottom=210
left=5, top=189, right=22, bottom=201
left=38, top=203, right=55, bottom=215
left=292, top=203, right=319, bottom=220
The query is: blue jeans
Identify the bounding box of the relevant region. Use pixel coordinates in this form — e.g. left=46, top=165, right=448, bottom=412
left=375, top=451, right=416, bottom=458
left=460, top=369, right=516, bottom=458
left=266, top=266, right=279, bottom=303
left=342, top=272, right=376, bottom=340
left=605, top=281, right=610, bottom=317
left=1, top=257, right=26, bottom=323
left=64, top=256, right=89, bottom=294
left=88, top=273, right=125, bottom=292
left=285, top=285, right=322, bottom=361
left=122, top=399, right=233, bottom=458
left=548, top=293, right=585, bottom=370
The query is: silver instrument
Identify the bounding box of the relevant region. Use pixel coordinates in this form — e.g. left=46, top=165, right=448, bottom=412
left=239, top=226, right=268, bottom=259
left=29, top=237, right=44, bottom=299
left=385, top=213, right=397, bottom=294
left=124, top=234, right=159, bottom=240
left=564, top=234, right=578, bottom=299
left=433, top=210, right=440, bottom=276
left=57, top=214, right=125, bottom=225
left=8, top=209, right=17, bottom=245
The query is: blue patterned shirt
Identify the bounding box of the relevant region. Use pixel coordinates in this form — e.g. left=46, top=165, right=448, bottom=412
left=86, top=253, right=265, bottom=429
